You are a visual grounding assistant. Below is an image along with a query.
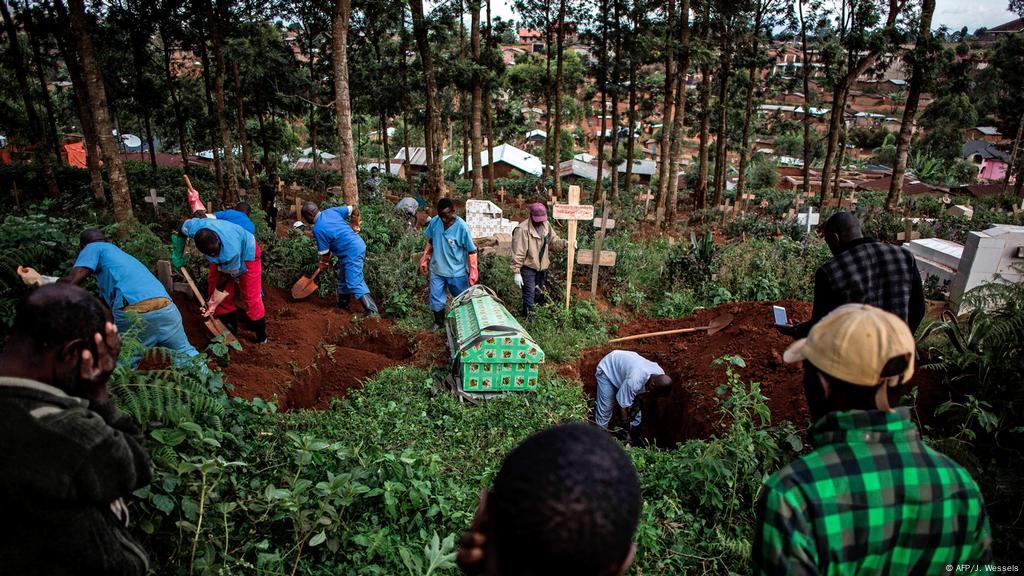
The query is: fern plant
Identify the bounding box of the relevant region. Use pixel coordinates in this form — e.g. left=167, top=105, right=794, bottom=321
left=921, top=270, right=1024, bottom=436
left=109, top=364, right=226, bottom=430
left=110, top=320, right=226, bottom=430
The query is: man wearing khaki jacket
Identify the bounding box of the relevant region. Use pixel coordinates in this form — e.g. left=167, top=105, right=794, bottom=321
left=510, top=203, right=567, bottom=319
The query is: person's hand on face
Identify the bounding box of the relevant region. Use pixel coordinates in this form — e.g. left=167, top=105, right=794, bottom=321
left=79, top=321, right=121, bottom=405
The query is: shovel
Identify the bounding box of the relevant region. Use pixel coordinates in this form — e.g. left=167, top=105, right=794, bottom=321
left=608, top=313, right=734, bottom=344
left=291, top=267, right=323, bottom=300
left=180, top=267, right=238, bottom=345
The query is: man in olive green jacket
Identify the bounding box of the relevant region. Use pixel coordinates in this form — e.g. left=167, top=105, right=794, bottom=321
left=510, top=203, right=567, bottom=319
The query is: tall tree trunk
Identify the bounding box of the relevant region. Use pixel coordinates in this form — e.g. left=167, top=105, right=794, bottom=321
left=820, top=0, right=904, bottom=201
left=65, top=0, right=134, bottom=220
left=485, top=0, right=495, bottom=196
left=231, top=62, right=257, bottom=196
left=160, top=26, right=190, bottom=176
left=833, top=129, right=847, bottom=195
left=199, top=41, right=224, bottom=194
left=736, top=9, right=764, bottom=203
left=665, top=0, right=690, bottom=224
left=542, top=17, right=554, bottom=181
left=819, top=82, right=848, bottom=201
left=410, top=0, right=445, bottom=201
left=22, top=2, right=62, bottom=162
left=403, top=113, right=414, bottom=195
left=209, top=0, right=239, bottom=204
left=798, top=0, right=812, bottom=196
left=459, top=12, right=469, bottom=178
left=3, top=0, right=60, bottom=197
left=886, top=0, right=934, bottom=210
left=128, top=27, right=157, bottom=171
left=695, top=63, right=712, bottom=209
left=306, top=26, right=320, bottom=186
left=624, top=53, right=637, bottom=199
left=608, top=0, right=622, bottom=201
left=551, top=0, right=567, bottom=197
left=1002, top=113, right=1023, bottom=196
left=144, top=115, right=157, bottom=168
left=711, top=40, right=731, bottom=206
left=333, top=0, right=358, bottom=204
left=53, top=5, right=103, bottom=198
left=654, top=0, right=675, bottom=226
left=469, top=0, right=484, bottom=196
left=593, top=0, right=609, bottom=203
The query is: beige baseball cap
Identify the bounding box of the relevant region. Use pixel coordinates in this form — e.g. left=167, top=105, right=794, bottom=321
left=783, top=304, right=916, bottom=387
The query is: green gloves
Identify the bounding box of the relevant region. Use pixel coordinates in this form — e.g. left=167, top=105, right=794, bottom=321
left=170, top=233, right=187, bottom=269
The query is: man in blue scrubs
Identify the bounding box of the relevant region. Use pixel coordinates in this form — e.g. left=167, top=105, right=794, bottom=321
left=191, top=201, right=257, bottom=235
left=300, top=201, right=379, bottom=316
left=179, top=217, right=267, bottom=343
left=213, top=201, right=256, bottom=235
left=420, top=198, right=478, bottom=330
left=61, top=229, right=200, bottom=366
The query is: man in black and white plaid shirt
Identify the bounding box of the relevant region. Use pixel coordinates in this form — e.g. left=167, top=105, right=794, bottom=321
left=781, top=212, right=925, bottom=339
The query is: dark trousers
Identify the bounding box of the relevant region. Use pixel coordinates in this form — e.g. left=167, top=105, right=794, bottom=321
left=521, top=267, right=548, bottom=318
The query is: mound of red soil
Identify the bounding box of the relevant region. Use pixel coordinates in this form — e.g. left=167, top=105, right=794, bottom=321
left=176, top=287, right=443, bottom=408
left=570, top=300, right=948, bottom=446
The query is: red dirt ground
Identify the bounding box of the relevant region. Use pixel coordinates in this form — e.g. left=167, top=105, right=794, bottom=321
left=567, top=300, right=950, bottom=446
left=175, top=287, right=444, bottom=409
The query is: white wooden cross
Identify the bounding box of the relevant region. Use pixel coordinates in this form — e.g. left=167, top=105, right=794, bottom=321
left=553, top=185, right=594, bottom=308
left=144, top=188, right=165, bottom=214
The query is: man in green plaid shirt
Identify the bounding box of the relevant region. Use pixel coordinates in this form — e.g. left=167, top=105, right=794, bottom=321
left=755, top=304, right=992, bottom=574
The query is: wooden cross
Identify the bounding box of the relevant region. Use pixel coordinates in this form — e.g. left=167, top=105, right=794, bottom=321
left=293, top=196, right=303, bottom=221
left=590, top=204, right=614, bottom=297
left=552, top=186, right=594, bottom=308
left=144, top=188, right=166, bottom=214
left=637, top=188, right=655, bottom=215
left=498, top=186, right=507, bottom=204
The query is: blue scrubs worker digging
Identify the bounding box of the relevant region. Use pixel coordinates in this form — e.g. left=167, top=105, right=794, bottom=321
left=60, top=229, right=201, bottom=366
left=300, top=201, right=379, bottom=316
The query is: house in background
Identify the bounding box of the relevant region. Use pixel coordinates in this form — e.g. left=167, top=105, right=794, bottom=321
left=962, top=139, right=1010, bottom=181
left=975, top=18, right=1024, bottom=43
left=461, top=143, right=544, bottom=179
left=965, top=126, right=1003, bottom=143
left=523, top=129, right=547, bottom=151
left=359, top=159, right=405, bottom=178
left=393, top=147, right=452, bottom=177
left=559, top=158, right=599, bottom=183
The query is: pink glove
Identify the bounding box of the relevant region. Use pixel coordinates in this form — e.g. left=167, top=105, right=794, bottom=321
left=468, top=253, right=479, bottom=286
left=203, top=289, right=229, bottom=318
left=187, top=187, right=207, bottom=213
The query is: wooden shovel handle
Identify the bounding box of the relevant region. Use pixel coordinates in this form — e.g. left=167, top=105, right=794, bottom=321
left=183, top=174, right=195, bottom=192
left=179, top=267, right=206, bottom=305
left=608, top=325, right=706, bottom=344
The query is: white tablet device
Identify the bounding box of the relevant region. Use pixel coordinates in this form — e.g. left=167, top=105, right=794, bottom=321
left=772, top=305, right=788, bottom=326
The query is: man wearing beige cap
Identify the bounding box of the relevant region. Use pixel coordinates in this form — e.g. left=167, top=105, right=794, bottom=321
left=510, top=203, right=566, bottom=319
left=754, top=304, right=991, bottom=575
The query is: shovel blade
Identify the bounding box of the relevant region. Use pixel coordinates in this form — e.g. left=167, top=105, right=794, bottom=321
left=291, top=276, right=318, bottom=299
left=706, top=313, right=734, bottom=336
left=204, top=318, right=238, bottom=345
